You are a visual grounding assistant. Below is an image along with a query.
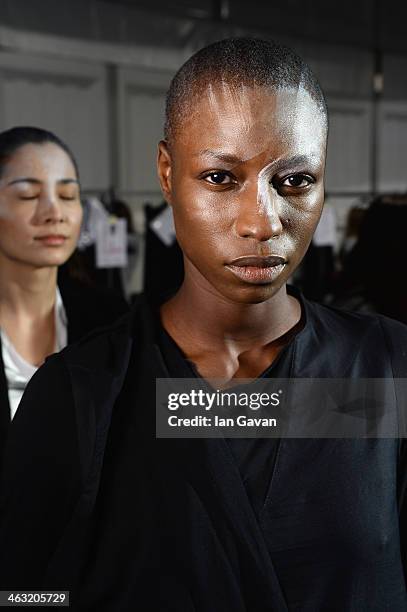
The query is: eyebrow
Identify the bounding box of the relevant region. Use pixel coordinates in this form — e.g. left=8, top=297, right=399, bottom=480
left=195, top=150, right=317, bottom=171
left=194, top=150, right=243, bottom=164
left=7, top=177, right=79, bottom=186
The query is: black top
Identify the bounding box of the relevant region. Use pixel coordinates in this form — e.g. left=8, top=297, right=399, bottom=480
left=158, top=322, right=293, bottom=518
left=0, top=290, right=406, bottom=610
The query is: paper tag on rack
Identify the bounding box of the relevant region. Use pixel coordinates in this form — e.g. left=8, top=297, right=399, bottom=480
left=150, top=205, right=176, bottom=246
left=313, top=204, right=336, bottom=247
left=95, top=216, right=128, bottom=268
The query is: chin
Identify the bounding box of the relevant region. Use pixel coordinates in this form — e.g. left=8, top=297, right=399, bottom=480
left=32, top=253, right=72, bottom=268
left=223, top=283, right=284, bottom=305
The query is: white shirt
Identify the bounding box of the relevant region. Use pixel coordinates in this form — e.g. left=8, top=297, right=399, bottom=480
left=1, top=288, right=68, bottom=419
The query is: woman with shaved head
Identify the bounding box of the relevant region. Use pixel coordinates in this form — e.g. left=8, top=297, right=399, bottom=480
left=0, top=39, right=406, bottom=611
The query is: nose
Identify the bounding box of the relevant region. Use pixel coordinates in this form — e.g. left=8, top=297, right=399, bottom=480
left=33, top=194, right=65, bottom=225
left=234, top=181, right=283, bottom=242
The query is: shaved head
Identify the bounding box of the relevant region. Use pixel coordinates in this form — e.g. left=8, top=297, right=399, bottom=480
left=164, top=37, right=327, bottom=144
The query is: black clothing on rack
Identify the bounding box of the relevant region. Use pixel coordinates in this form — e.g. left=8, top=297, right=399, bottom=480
left=143, top=202, right=184, bottom=305
left=333, top=197, right=407, bottom=323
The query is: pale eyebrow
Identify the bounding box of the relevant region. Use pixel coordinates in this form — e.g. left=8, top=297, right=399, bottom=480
left=262, top=155, right=319, bottom=174
left=58, top=179, right=79, bottom=186
left=7, top=178, right=41, bottom=186
left=7, top=177, right=79, bottom=187
left=194, top=150, right=318, bottom=172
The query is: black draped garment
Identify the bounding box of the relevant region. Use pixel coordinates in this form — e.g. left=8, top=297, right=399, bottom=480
left=0, top=288, right=406, bottom=611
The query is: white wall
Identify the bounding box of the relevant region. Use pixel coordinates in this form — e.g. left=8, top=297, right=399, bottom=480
left=116, top=66, right=172, bottom=209
left=0, top=51, right=110, bottom=191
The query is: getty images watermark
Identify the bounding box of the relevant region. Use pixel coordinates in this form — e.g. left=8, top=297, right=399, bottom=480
left=167, top=387, right=283, bottom=428
left=156, top=378, right=407, bottom=439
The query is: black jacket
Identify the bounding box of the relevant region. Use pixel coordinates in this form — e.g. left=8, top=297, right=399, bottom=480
left=0, top=273, right=128, bottom=455
left=0, top=292, right=406, bottom=611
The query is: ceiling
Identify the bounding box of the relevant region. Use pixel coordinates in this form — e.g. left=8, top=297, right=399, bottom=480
left=100, top=0, right=407, bottom=55
left=2, top=0, right=407, bottom=56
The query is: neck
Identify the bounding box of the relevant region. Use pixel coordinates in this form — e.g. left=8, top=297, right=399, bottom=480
left=0, top=256, right=58, bottom=320
left=161, top=272, right=301, bottom=352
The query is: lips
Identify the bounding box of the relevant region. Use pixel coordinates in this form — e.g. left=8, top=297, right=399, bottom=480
left=35, top=235, right=68, bottom=246
left=228, top=255, right=286, bottom=267
left=225, top=254, right=287, bottom=285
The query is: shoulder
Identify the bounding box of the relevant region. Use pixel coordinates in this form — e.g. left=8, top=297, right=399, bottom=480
left=301, top=297, right=407, bottom=376
left=308, top=297, right=407, bottom=341
left=5, top=301, right=144, bottom=487
left=14, top=301, right=142, bottom=433
left=58, top=305, right=136, bottom=372
left=58, top=269, right=130, bottom=341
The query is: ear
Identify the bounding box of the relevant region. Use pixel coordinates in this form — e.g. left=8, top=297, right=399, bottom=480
left=157, top=140, right=173, bottom=206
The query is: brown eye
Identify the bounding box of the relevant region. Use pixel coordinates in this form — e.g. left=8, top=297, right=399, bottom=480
left=281, top=174, right=313, bottom=188
left=204, top=172, right=233, bottom=185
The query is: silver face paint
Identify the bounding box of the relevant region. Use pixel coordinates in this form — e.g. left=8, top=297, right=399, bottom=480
left=257, top=159, right=280, bottom=215
left=205, top=81, right=267, bottom=143
left=203, top=83, right=326, bottom=167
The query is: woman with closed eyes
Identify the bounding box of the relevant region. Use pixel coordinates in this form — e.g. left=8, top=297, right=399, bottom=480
left=0, top=127, right=127, bottom=446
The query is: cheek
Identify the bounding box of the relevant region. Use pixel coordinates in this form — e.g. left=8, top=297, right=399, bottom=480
left=0, top=208, right=32, bottom=237
left=285, top=199, right=324, bottom=259
left=66, top=205, right=83, bottom=232
left=174, top=194, right=231, bottom=252
left=286, top=186, right=324, bottom=228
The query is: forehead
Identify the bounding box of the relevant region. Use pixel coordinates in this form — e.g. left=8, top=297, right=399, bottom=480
left=2, top=143, right=75, bottom=177
left=174, top=83, right=327, bottom=163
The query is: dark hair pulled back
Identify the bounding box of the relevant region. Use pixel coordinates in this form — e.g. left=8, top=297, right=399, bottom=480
left=0, top=126, right=79, bottom=179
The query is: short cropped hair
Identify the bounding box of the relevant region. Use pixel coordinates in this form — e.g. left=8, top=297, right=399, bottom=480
left=164, top=37, right=327, bottom=143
